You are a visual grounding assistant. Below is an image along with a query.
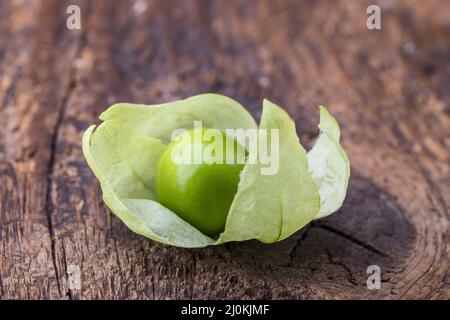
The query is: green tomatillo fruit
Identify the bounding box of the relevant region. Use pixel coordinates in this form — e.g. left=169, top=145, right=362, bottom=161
left=82, top=94, right=350, bottom=248
left=155, top=128, right=247, bottom=237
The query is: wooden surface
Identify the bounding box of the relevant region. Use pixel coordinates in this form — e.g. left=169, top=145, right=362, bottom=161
left=0, top=0, right=448, bottom=300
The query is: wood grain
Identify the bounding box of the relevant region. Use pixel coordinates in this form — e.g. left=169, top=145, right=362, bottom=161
left=0, top=0, right=448, bottom=299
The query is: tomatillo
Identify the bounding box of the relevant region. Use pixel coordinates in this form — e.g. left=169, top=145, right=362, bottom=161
left=155, top=128, right=246, bottom=237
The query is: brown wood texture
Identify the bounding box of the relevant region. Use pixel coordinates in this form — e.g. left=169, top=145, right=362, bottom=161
left=0, top=0, right=448, bottom=300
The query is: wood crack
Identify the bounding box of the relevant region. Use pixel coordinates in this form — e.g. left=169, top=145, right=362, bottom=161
left=61, top=241, right=74, bottom=300
left=0, top=269, right=4, bottom=297
left=285, top=228, right=309, bottom=267
left=325, top=248, right=358, bottom=286
left=113, top=238, right=123, bottom=275
left=43, top=9, right=89, bottom=298
left=317, top=223, right=391, bottom=259
left=44, top=73, right=77, bottom=297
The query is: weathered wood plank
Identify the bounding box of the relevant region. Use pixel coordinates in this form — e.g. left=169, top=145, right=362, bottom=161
left=0, top=0, right=448, bottom=299
left=0, top=0, right=81, bottom=298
